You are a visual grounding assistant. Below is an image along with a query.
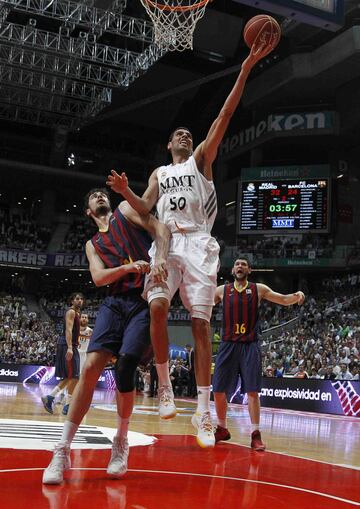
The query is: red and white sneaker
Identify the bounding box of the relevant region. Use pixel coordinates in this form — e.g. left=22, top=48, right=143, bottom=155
left=107, top=436, right=129, bottom=478
left=42, top=443, right=71, bottom=484
left=214, top=425, right=231, bottom=443
left=191, top=411, right=215, bottom=448
left=158, top=385, right=177, bottom=419
left=251, top=430, right=266, bottom=451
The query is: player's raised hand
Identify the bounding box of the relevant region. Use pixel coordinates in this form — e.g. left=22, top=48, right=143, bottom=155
left=243, top=23, right=280, bottom=68
left=106, top=170, right=128, bottom=195
left=294, top=291, right=305, bottom=305
left=243, top=42, right=271, bottom=71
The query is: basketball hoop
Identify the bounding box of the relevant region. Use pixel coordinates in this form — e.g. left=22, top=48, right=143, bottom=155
left=140, top=0, right=211, bottom=51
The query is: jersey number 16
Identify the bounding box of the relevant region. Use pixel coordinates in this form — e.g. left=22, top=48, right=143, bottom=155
left=234, top=323, right=246, bottom=335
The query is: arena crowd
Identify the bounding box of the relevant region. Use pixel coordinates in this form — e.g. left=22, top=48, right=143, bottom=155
left=0, top=273, right=358, bottom=388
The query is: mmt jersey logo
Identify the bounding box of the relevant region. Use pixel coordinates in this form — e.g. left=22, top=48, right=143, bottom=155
left=272, top=219, right=294, bottom=228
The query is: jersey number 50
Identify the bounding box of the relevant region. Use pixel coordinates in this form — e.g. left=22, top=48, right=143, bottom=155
left=169, top=196, right=186, bottom=211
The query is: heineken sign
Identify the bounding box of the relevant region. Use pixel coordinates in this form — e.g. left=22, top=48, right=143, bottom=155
left=220, top=111, right=334, bottom=156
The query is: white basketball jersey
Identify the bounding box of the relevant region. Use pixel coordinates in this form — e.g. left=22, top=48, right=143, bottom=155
left=78, top=326, right=92, bottom=353
left=156, top=156, right=217, bottom=233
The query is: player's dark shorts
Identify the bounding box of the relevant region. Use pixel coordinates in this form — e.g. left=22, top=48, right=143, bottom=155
left=212, top=340, right=262, bottom=396
left=87, top=292, right=150, bottom=359
left=55, top=344, right=80, bottom=379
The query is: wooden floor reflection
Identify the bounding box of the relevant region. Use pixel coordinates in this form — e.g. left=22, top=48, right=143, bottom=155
left=0, top=383, right=359, bottom=509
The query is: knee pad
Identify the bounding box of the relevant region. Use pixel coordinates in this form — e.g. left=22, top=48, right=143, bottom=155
left=191, top=305, right=212, bottom=322
left=114, top=353, right=140, bottom=393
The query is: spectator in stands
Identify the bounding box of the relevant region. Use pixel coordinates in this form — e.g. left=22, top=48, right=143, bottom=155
left=294, top=365, right=308, bottom=379
left=0, top=295, right=58, bottom=366
left=336, top=363, right=353, bottom=380
left=351, top=365, right=359, bottom=380
left=264, top=366, right=274, bottom=377
left=348, top=354, right=358, bottom=372
left=272, top=362, right=283, bottom=377
left=149, top=358, right=158, bottom=398
left=170, top=363, right=189, bottom=396
left=338, top=349, right=351, bottom=366
left=323, top=366, right=336, bottom=380
left=288, top=361, right=299, bottom=376
left=309, top=367, right=321, bottom=379
left=0, top=202, right=51, bottom=251
left=61, top=217, right=96, bottom=252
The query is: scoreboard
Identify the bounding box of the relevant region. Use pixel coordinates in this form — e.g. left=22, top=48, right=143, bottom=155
left=237, top=178, right=330, bottom=234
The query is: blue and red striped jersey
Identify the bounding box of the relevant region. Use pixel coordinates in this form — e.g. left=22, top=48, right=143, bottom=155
left=72, top=312, right=81, bottom=346
left=91, top=207, right=152, bottom=295
left=59, top=310, right=81, bottom=346
left=221, top=281, right=259, bottom=343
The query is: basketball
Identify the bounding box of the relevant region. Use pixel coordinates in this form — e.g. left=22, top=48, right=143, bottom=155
left=243, top=14, right=281, bottom=52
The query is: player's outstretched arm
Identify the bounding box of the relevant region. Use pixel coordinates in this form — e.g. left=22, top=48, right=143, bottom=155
left=85, top=240, right=150, bottom=287
left=194, top=45, right=270, bottom=180
left=257, top=283, right=305, bottom=306
left=106, top=169, right=159, bottom=216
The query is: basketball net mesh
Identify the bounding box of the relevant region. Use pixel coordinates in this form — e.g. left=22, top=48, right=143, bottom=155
left=140, top=0, right=211, bottom=51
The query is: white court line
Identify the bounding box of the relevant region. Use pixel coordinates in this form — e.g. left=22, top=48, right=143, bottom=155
left=0, top=467, right=359, bottom=506
left=224, top=440, right=360, bottom=471
left=141, top=432, right=360, bottom=472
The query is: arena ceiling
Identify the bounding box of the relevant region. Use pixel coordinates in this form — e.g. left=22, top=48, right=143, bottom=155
left=0, top=0, right=359, bottom=191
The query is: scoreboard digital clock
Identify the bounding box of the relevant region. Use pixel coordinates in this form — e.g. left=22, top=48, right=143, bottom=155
left=237, top=178, right=330, bottom=234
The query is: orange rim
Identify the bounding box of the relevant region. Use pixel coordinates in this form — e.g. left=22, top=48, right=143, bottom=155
left=143, top=0, right=209, bottom=12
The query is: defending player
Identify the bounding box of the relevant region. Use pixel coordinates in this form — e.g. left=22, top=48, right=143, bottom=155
left=213, top=257, right=305, bottom=450
left=42, top=189, right=170, bottom=484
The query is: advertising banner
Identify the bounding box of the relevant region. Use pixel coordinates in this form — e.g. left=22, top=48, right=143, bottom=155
left=230, top=377, right=360, bottom=417
left=0, top=250, right=88, bottom=269
left=4, top=364, right=359, bottom=417
left=0, top=363, right=115, bottom=389
left=219, top=112, right=335, bottom=157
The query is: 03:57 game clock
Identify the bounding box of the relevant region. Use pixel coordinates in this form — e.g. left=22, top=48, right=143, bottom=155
left=238, top=178, right=330, bottom=234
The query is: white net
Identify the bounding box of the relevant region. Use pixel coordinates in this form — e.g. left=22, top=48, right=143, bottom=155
left=140, top=0, right=211, bottom=51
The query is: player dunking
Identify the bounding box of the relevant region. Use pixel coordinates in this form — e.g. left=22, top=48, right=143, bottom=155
left=107, top=45, right=271, bottom=448
left=42, top=189, right=170, bottom=484
left=41, top=292, right=84, bottom=416
left=213, top=258, right=305, bottom=449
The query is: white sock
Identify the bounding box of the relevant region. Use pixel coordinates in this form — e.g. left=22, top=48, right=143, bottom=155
left=116, top=416, right=130, bottom=440
left=251, top=423, right=260, bottom=432
left=217, top=418, right=227, bottom=428
left=60, top=421, right=79, bottom=445
left=196, top=386, right=210, bottom=413
left=49, top=386, right=61, bottom=398
left=156, top=361, right=171, bottom=387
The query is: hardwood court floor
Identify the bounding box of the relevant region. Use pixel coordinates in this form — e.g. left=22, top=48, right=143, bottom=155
left=0, top=383, right=359, bottom=509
